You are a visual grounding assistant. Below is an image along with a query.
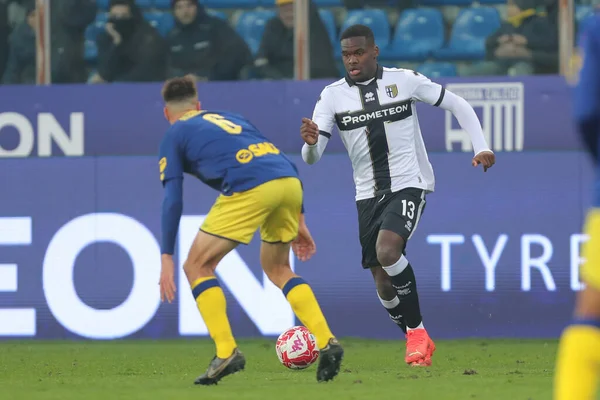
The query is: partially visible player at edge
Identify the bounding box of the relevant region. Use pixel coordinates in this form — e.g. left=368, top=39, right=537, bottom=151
left=157, top=75, right=344, bottom=385
left=300, top=25, right=495, bottom=367
left=554, top=9, right=600, bottom=400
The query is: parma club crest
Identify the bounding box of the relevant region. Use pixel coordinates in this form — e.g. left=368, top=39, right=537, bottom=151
left=385, top=84, right=398, bottom=98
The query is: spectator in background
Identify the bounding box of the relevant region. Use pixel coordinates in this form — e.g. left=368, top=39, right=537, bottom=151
left=252, top=0, right=338, bottom=80
left=0, top=0, right=10, bottom=80
left=90, top=0, right=166, bottom=83
left=2, top=1, right=35, bottom=84
left=466, top=0, right=558, bottom=76
left=51, top=0, right=96, bottom=83
left=167, top=0, right=252, bottom=81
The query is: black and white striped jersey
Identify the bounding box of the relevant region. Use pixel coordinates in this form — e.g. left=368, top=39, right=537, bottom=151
left=302, top=65, right=490, bottom=201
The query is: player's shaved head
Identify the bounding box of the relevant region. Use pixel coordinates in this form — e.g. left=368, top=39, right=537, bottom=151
left=161, top=75, right=201, bottom=124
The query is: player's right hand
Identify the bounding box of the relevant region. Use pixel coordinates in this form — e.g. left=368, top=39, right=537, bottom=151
left=159, top=255, right=177, bottom=303
left=300, top=118, right=319, bottom=145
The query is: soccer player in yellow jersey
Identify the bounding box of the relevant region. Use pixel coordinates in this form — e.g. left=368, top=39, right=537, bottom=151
left=157, top=76, right=344, bottom=385
left=554, top=11, right=600, bottom=400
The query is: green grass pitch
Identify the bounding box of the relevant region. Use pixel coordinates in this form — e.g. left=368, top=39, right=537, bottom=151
left=0, top=338, right=566, bottom=399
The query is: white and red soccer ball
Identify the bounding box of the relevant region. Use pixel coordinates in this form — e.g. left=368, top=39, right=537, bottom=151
left=275, top=326, right=319, bottom=369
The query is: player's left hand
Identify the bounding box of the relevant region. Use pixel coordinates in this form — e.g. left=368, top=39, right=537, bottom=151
left=292, top=219, right=316, bottom=262
left=159, top=255, right=177, bottom=303
left=472, top=150, right=496, bottom=172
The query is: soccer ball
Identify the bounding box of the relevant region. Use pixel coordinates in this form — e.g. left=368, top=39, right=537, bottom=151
left=275, top=326, right=319, bottom=369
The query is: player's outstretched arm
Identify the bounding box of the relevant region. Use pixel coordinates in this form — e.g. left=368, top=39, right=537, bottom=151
left=411, top=71, right=495, bottom=172
left=438, top=90, right=495, bottom=172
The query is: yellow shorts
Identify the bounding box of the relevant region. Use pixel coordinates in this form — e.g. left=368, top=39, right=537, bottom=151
left=581, top=209, right=600, bottom=290
left=201, top=177, right=302, bottom=244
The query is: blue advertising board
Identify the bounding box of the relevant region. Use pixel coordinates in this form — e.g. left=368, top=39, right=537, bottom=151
left=0, top=151, right=593, bottom=340
left=0, top=75, right=582, bottom=157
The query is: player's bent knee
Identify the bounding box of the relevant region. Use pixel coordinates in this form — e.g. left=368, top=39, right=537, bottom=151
left=376, top=230, right=405, bottom=267
left=183, top=260, right=215, bottom=282
left=376, top=244, right=403, bottom=267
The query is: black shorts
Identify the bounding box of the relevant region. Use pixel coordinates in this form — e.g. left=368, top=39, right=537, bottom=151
left=356, top=187, right=426, bottom=269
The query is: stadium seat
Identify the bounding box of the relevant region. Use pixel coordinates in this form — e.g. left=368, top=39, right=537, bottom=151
left=235, top=10, right=277, bottom=54
left=262, top=0, right=341, bottom=5
left=433, top=7, right=501, bottom=61
left=380, top=8, right=444, bottom=61
left=207, top=9, right=227, bottom=20
left=96, top=0, right=109, bottom=11
left=416, top=61, right=457, bottom=78
left=84, top=40, right=98, bottom=63
left=85, top=13, right=107, bottom=43
left=319, top=9, right=337, bottom=47
left=154, top=0, right=171, bottom=9
left=417, top=0, right=502, bottom=5
left=135, top=0, right=153, bottom=9
left=85, top=23, right=98, bottom=42
left=312, top=0, right=342, bottom=5
left=340, top=9, right=390, bottom=49
left=95, top=12, right=109, bottom=25
left=144, top=12, right=175, bottom=37
left=576, top=5, right=593, bottom=23
left=201, top=0, right=260, bottom=8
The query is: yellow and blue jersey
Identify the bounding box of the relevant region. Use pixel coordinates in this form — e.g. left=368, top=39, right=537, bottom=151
left=575, top=11, right=600, bottom=290
left=159, top=109, right=299, bottom=195
left=575, top=11, right=600, bottom=198
left=158, top=109, right=302, bottom=255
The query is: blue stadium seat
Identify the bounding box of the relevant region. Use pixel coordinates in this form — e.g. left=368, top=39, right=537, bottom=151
left=312, top=0, right=342, bottom=5
left=135, top=0, right=153, bottom=9
left=154, top=0, right=171, bottom=9
left=380, top=8, right=444, bottom=61
left=95, top=12, right=108, bottom=25
left=235, top=10, right=276, bottom=54
left=85, top=13, right=108, bottom=43
left=84, top=40, right=98, bottom=63
left=340, top=9, right=390, bottom=49
left=144, top=12, right=175, bottom=37
left=576, top=5, right=593, bottom=23
left=85, top=23, right=98, bottom=41
left=417, top=0, right=503, bottom=5
left=207, top=9, right=227, bottom=20
left=96, top=0, right=109, bottom=11
left=201, top=0, right=259, bottom=8
left=417, top=62, right=457, bottom=78
left=319, top=9, right=337, bottom=46
left=433, top=7, right=501, bottom=61
left=262, top=0, right=342, bottom=4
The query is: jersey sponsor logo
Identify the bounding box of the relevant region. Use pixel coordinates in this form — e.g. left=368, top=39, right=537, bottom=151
left=444, top=82, right=524, bottom=152
left=235, top=142, right=281, bottom=164
left=385, top=84, right=398, bottom=98
left=334, top=99, right=413, bottom=131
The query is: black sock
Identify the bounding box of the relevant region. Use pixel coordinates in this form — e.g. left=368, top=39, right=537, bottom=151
left=382, top=256, right=422, bottom=329
left=377, top=294, right=407, bottom=334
